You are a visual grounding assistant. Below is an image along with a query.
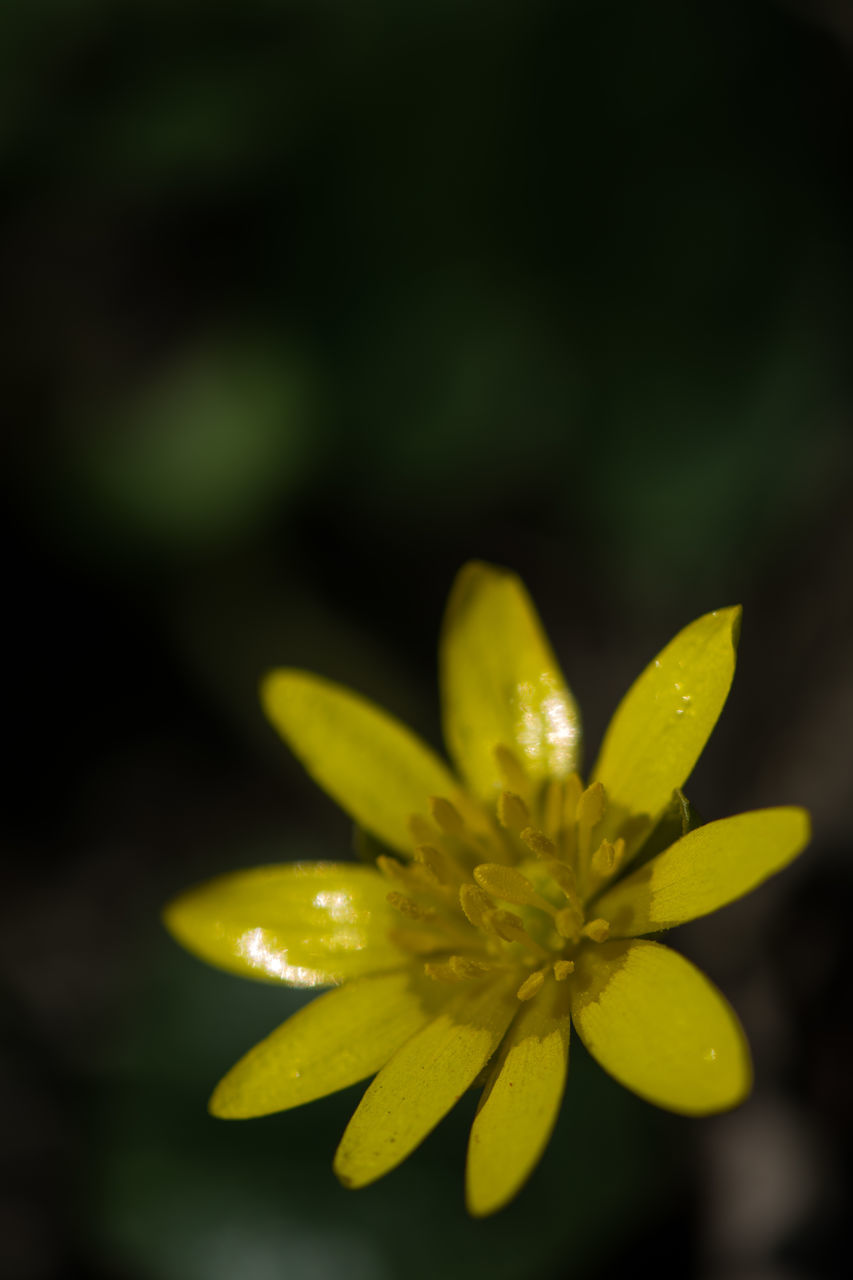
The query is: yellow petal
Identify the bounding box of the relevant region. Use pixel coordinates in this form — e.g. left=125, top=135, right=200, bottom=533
left=333, top=975, right=518, bottom=1188
left=572, top=939, right=751, bottom=1114
left=163, top=863, right=404, bottom=986
left=466, top=979, right=571, bottom=1217
left=592, top=607, right=740, bottom=854
left=261, top=670, right=457, bottom=855
left=440, top=561, right=581, bottom=800
left=210, top=970, right=438, bottom=1117
left=595, top=807, right=810, bottom=936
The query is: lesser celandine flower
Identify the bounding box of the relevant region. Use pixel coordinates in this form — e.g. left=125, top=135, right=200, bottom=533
left=165, top=562, right=810, bottom=1216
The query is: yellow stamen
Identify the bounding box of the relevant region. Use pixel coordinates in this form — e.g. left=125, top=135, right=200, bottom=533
left=414, top=843, right=465, bottom=887
left=473, top=863, right=555, bottom=914
left=578, top=780, right=606, bottom=827
left=520, top=827, right=558, bottom=860
left=386, top=891, right=435, bottom=921
left=555, top=906, right=582, bottom=940
left=497, top=790, right=530, bottom=832
left=562, top=772, right=583, bottom=825
left=494, top=743, right=531, bottom=795
left=516, top=970, right=546, bottom=1001
left=407, top=813, right=437, bottom=846
left=582, top=917, right=610, bottom=942
left=590, top=839, right=616, bottom=878
left=459, top=883, right=498, bottom=933
left=387, top=927, right=448, bottom=954
left=488, top=910, right=551, bottom=959
left=553, top=959, right=575, bottom=980
left=541, top=779, right=564, bottom=840
left=429, top=795, right=466, bottom=836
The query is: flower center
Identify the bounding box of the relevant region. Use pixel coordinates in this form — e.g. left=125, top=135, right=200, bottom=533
left=378, top=744, right=626, bottom=1003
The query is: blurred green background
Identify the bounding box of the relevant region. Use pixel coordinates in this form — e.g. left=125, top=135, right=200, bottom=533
left=2, top=1, right=852, bottom=1277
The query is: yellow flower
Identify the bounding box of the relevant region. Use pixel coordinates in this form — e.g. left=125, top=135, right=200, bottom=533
left=164, top=562, right=810, bottom=1216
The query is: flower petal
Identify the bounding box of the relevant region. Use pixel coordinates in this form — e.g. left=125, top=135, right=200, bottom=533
left=210, top=970, right=438, bottom=1118
left=595, top=807, right=810, bottom=936
left=466, top=979, right=571, bottom=1217
left=333, top=975, right=519, bottom=1188
left=440, top=561, right=581, bottom=800
left=572, top=939, right=751, bottom=1114
left=163, top=863, right=404, bottom=987
left=592, top=607, right=741, bottom=854
left=261, top=670, right=458, bottom=855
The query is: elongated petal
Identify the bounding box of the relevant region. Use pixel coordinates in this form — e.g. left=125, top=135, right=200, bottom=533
left=210, top=970, right=438, bottom=1118
left=466, top=979, right=571, bottom=1217
left=262, top=670, right=458, bottom=854
left=595, top=807, right=810, bottom=936
left=163, top=863, right=404, bottom=986
left=440, top=561, right=581, bottom=800
left=592, top=607, right=740, bottom=853
left=333, top=975, right=519, bottom=1188
left=572, top=940, right=751, bottom=1114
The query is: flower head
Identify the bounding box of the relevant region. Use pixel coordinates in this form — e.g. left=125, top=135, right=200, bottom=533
left=164, top=562, right=810, bottom=1216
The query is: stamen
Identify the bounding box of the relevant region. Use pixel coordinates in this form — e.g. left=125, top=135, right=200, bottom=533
left=459, top=883, right=498, bottom=933
left=429, top=795, right=466, bottom=836
left=578, top=780, right=606, bottom=827
left=407, top=813, right=438, bottom=846
left=488, top=910, right=551, bottom=959
left=386, top=891, right=436, bottom=921
left=424, top=955, right=495, bottom=984
left=473, top=863, right=556, bottom=914
left=414, top=843, right=464, bottom=887
left=542, top=779, right=565, bottom=839
left=581, top=917, right=611, bottom=942
left=516, top=969, right=546, bottom=1001
left=494, top=744, right=531, bottom=795
left=387, top=927, right=449, bottom=954
left=555, top=906, right=582, bottom=940
left=590, top=839, right=616, bottom=878
left=520, top=826, right=558, bottom=860
left=562, top=772, right=583, bottom=826
left=497, top=790, right=530, bottom=833
left=377, top=854, right=439, bottom=894
left=553, top=959, right=575, bottom=980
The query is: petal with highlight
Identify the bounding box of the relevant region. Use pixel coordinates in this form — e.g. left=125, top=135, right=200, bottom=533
left=595, top=807, right=811, bottom=936
left=262, top=670, right=458, bottom=854
left=210, top=970, right=439, bottom=1117
left=440, top=561, right=581, bottom=801
left=592, top=607, right=740, bottom=854
left=572, top=939, right=751, bottom=1115
left=163, top=863, right=404, bottom=987
left=466, top=979, right=570, bottom=1217
left=333, top=975, right=518, bottom=1189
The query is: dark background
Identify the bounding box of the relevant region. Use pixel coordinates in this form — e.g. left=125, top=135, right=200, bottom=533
left=2, top=1, right=852, bottom=1277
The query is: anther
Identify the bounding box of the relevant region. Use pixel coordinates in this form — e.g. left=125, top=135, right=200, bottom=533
left=562, top=772, right=583, bottom=825
left=553, top=959, right=575, bottom=980
left=591, top=839, right=616, bottom=877
left=459, top=883, right=497, bottom=933
left=488, top=910, right=551, bottom=959
left=581, top=917, right=611, bottom=942
left=555, top=906, right=582, bottom=940
left=429, top=796, right=466, bottom=836
left=520, top=827, right=558, bottom=860
left=497, top=790, right=530, bottom=832
left=542, top=779, right=565, bottom=840
left=414, top=843, right=462, bottom=887
left=473, top=863, right=555, bottom=914
left=494, top=744, right=530, bottom=794
left=578, top=781, right=606, bottom=828
left=386, top=891, right=435, bottom=921
left=516, top=970, right=546, bottom=1001
left=407, top=813, right=437, bottom=846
